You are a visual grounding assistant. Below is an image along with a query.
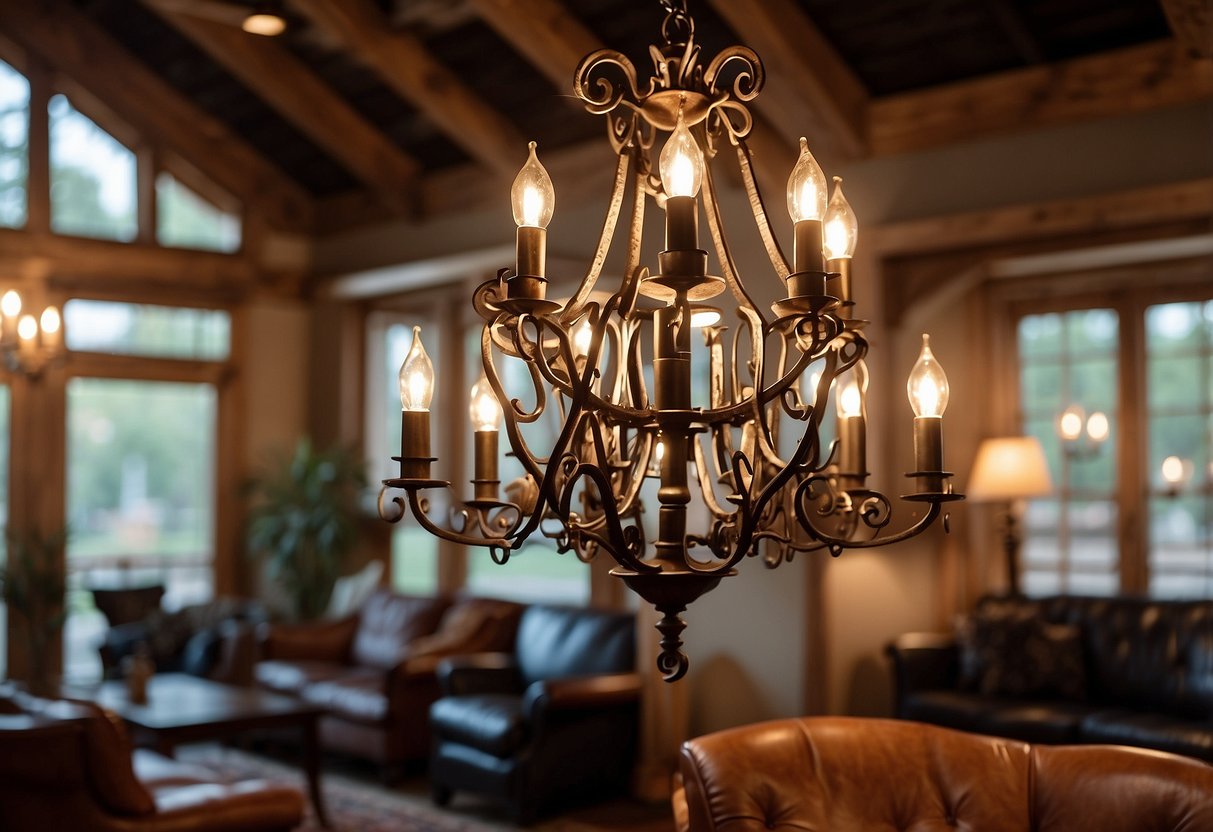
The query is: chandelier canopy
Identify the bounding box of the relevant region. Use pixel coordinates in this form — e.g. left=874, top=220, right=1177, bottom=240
left=379, top=0, right=962, bottom=682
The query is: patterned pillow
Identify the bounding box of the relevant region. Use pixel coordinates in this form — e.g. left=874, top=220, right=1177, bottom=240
left=959, top=611, right=1086, bottom=700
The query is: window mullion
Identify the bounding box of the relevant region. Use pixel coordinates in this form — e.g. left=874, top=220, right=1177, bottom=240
left=1117, top=292, right=1147, bottom=593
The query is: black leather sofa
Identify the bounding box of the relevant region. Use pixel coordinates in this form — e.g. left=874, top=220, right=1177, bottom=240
left=887, top=594, right=1213, bottom=763
left=429, top=604, right=641, bottom=823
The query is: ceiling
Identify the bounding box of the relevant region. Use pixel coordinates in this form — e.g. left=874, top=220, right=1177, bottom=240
left=5, top=0, right=1205, bottom=233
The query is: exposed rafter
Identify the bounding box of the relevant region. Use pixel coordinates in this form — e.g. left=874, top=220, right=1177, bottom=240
left=291, top=0, right=527, bottom=179
left=1159, top=0, right=1213, bottom=58
left=706, top=0, right=869, bottom=160
left=145, top=2, right=421, bottom=214
left=870, top=40, right=1213, bottom=156
left=0, top=0, right=314, bottom=231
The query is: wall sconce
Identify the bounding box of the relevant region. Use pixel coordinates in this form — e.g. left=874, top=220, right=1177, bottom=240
left=1057, top=404, right=1108, bottom=459
left=1, top=290, right=64, bottom=378
left=1160, top=455, right=1192, bottom=498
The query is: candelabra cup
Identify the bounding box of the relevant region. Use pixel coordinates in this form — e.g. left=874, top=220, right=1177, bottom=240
left=827, top=258, right=853, bottom=307
left=472, top=430, right=500, bottom=501
left=398, top=410, right=435, bottom=480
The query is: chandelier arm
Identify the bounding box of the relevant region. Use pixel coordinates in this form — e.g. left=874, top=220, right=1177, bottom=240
left=696, top=332, right=818, bottom=426
left=376, top=485, right=406, bottom=523
left=734, top=140, right=791, bottom=278
left=797, top=492, right=944, bottom=555
left=564, top=151, right=633, bottom=322
left=402, top=487, right=514, bottom=550
left=558, top=461, right=656, bottom=573
left=701, top=159, right=767, bottom=324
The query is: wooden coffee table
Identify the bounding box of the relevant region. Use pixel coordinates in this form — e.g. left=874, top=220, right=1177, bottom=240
left=89, top=673, right=329, bottom=827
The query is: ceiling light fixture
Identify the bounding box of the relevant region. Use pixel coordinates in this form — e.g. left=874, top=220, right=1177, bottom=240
left=378, top=0, right=962, bottom=681
left=0, top=289, right=63, bottom=377
left=241, top=3, right=286, bottom=36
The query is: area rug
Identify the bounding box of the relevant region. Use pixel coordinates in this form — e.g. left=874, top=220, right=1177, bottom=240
left=184, top=747, right=499, bottom=832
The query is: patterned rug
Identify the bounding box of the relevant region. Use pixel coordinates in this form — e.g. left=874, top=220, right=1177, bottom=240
left=184, top=747, right=500, bottom=832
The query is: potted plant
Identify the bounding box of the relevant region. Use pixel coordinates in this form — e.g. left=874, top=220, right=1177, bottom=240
left=0, top=527, right=67, bottom=695
left=246, top=439, right=366, bottom=620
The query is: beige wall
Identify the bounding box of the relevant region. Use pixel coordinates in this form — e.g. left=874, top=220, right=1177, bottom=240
left=312, top=98, right=1213, bottom=732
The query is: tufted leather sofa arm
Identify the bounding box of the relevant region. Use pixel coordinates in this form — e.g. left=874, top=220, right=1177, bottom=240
left=258, top=615, right=359, bottom=663
left=674, top=716, right=1213, bottom=832
left=886, top=631, right=959, bottom=712
left=523, top=672, right=642, bottom=719
left=437, top=652, right=522, bottom=696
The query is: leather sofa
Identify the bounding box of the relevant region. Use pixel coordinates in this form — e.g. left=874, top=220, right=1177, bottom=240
left=887, top=594, right=1213, bottom=762
left=255, top=589, right=524, bottom=771
left=673, top=716, right=1213, bottom=832
left=100, top=597, right=267, bottom=686
left=0, top=688, right=304, bottom=832
left=429, top=604, right=641, bottom=824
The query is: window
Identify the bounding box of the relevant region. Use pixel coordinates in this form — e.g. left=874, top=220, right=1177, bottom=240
left=0, top=59, right=29, bottom=229
left=156, top=172, right=241, bottom=253
left=1146, top=300, right=1213, bottom=596
left=1014, top=289, right=1213, bottom=598
left=1017, top=310, right=1119, bottom=595
left=0, top=386, right=10, bottom=676
left=64, top=379, right=218, bottom=681
left=49, top=95, right=137, bottom=241
left=64, top=299, right=230, bottom=360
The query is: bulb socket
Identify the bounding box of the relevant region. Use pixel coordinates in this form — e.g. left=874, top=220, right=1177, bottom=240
left=514, top=225, right=547, bottom=283
left=913, top=416, right=945, bottom=493
left=399, top=409, right=433, bottom=479
left=838, top=414, right=868, bottom=490
left=473, top=429, right=499, bottom=500
left=665, top=195, right=699, bottom=252
left=793, top=219, right=825, bottom=275
left=826, top=258, right=852, bottom=305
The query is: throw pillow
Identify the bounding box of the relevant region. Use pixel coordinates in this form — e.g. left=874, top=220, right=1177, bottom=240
left=958, top=610, right=1086, bottom=700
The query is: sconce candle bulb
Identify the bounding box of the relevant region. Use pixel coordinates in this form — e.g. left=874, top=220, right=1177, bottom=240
left=787, top=137, right=828, bottom=286
left=397, top=326, right=435, bottom=479
left=660, top=109, right=704, bottom=255
left=824, top=176, right=857, bottom=304
left=510, top=142, right=554, bottom=296
left=908, top=334, right=949, bottom=492
left=470, top=371, right=502, bottom=499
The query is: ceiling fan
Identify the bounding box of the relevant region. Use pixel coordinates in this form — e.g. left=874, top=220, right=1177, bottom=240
left=146, top=0, right=289, bottom=36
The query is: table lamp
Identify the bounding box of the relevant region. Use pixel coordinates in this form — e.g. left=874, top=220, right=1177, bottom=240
left=967, top=436, right=1054, bottom=594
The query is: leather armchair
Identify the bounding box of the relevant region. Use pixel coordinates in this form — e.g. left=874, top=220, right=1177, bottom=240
left=429, top=604, right=640, bottom=824
left=0, top=690, right=303, bottom=832
left=674, top=716, right=1213, bottom=832
left=255, top=590, right=524, bottom=773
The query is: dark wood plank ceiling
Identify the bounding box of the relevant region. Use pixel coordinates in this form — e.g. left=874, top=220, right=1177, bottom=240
left=55, top=0, right=1191, bottom=215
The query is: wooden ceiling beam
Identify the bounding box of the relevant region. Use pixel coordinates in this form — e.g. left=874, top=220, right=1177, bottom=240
left=291, top=0, right=527, bottom=179
left=870, top=39, right=1213, bottom=156
left=706, top=0, right=869, bottom=160
left=0, top=0, right=314, bottom=231
left=1159, top=0, right=1213, bottom=58
left=145, top=3, right=421, bottom=214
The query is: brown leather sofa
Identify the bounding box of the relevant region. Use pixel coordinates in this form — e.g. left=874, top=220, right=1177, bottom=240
left=0, top=690, right=303, bottom=832
left=887, top=594, right=1213, bottom=762
left=674, top=716, right=1213, bottom=832
left=255, top=589, right=524, bottom=771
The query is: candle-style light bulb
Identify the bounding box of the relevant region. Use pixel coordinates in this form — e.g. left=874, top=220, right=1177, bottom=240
left=907, top=334, right=949, bottom=418
left=469, top=371, right=502, bottom=432
left=573, top=320, right=593, bottom=357
left=787, top=137, right=827, bottom=223
left=40, top=306, right=60, bottom=335
left=398, top=326, right=434, bottom=412
left=1, top=290, right=21, bottom=319
left=511, top=141, right=554, bottom=229
left=17, top=314, right=37, bottom=342
left=824, top=176, right=858, bottom=260
left=837, top=381, right=862, bottom=418
left=659, top=111, right=703, bottom=199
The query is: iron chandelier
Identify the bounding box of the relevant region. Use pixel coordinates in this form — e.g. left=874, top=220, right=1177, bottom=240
left=379, top=0, right=962, bottom=681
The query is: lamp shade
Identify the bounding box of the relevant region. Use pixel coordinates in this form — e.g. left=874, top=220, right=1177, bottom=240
left=967, top=436, right=1053, bottom=502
